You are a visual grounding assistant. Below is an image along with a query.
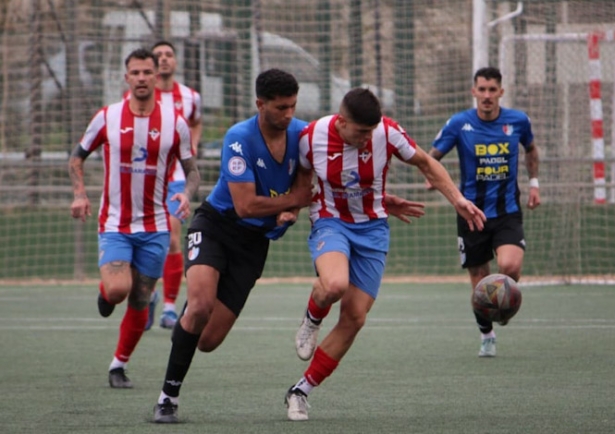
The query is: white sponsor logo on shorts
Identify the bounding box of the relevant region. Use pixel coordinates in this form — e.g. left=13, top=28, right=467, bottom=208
left=188, top=247, right=200, bottom=261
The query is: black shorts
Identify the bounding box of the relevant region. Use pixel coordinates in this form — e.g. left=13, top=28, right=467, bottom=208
left=185, top=202, right=270, bottom=316
left=456, top=212, right=525, bottom=269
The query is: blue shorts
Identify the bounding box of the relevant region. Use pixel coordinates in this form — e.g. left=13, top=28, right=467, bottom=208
left=98, top=232, right=170, bottom=279
left=167, top=180, right=186, bottom=223
left=308, top=218, right=389, bottom=299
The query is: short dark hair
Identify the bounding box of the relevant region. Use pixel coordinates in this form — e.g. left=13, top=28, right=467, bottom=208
left=124, top=48, right=158, bottom=69
left=151, top=40, right=176, bottom=54
left=474, top=67, right=502, bottom=84
left=256, top=69, right=299, bottom=100
left=341, top=88, right=382, bottom=126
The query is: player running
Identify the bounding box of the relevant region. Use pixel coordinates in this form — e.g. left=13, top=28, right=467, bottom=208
left=152, top=69, right=312, bottom=423
left=428, top=66, right=541, bottom=357
left=285, top=87, right=486, bottom=421
left=69, top=48, right=200, bottom=388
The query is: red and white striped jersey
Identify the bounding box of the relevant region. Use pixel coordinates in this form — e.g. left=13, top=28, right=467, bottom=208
left=299, top=114, right=417, bottom=224
left=159, top=82, right=201, bottom=182
left=79, top=99, right=192, bottom=234
left=125, top=83, right=201, bottom=182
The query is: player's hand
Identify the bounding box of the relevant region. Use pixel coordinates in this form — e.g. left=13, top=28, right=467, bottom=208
left=277, top=211, right=298, bottom=226
left=454, top=198, right=486, bottom=231
left=71, top=196, right=91, bottom=222
left=527, top=187, right=541, bottom=210
left=385, top=194, right=425, bottom=224
left=171, top=192, right=191, bottom=220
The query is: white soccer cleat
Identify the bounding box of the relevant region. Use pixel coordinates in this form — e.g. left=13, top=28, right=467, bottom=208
left=295, top=316, right=321, bottom=361
left=285, top=388, right=310, bottom=421
left=478, top=337, right=496, bottom=357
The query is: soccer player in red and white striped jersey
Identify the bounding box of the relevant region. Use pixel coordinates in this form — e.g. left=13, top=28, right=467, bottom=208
left=285, top=88, right=486, bottom=421
left=146, top=40, right=203, bottom=331
left=69, top=48, right=200, bottom=389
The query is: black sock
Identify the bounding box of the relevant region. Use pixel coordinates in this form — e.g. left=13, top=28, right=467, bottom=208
left=161, top=321, right=200, bottom=398
left=306, top=309, right=322, bottom=325
left=473, top=311, right=493, bottom=335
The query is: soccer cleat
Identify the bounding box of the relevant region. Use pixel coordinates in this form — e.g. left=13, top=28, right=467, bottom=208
left=478, top=337, right=496, bottom=357
left=153, top=398, right=179, bottom=423
left=285, top=387, right=310, bottom=421
left=108, top=367, right=133, bottom=388
left=145, top=290, right=160, bottom=331
left=97, top=293, right=115, bottom=318
left=159, top=310, right=178, bottom=329
left=295, top=316, right=321, bottom=361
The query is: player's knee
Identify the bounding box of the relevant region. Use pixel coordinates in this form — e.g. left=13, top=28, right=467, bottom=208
left=340, top=309, right=367, bottom=332
left=318, top=278, right=348, bottom=303
left=186, top=302, right=214, bottom=328
left=498, top=262, right=522, bottom=282
left=104, top=282, right=131, bottom=304
left=197, top=336, right=223, bottom=353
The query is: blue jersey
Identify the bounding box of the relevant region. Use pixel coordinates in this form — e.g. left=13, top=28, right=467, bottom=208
left=432, top=107, right=534, bottom=219
left=207, top=116, right=308, bottom=240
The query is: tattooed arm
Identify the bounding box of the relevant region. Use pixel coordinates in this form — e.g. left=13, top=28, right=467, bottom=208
left=68, top=145, right=92, bottom=222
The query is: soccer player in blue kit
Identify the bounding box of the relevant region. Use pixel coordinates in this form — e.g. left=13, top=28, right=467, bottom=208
left=429, top=67, right=541, bottom=357
left=152, top=69, right=313, bottom=423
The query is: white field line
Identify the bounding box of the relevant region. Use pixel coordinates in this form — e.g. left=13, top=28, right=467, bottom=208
left=3, top=316, right=615, bottom=331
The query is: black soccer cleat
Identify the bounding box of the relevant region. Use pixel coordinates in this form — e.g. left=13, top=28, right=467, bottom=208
left=97, top=293, right=115, bottom=318
left=154, top=398, right=179, bottom=423
left=108, top=367, right=133, bottom=389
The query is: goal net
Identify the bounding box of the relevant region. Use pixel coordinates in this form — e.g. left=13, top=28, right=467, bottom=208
left=0, top=0, right=614, bottom=284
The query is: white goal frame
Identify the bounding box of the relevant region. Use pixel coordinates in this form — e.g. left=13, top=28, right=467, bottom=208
left=498, top=31, right=615, bottom=204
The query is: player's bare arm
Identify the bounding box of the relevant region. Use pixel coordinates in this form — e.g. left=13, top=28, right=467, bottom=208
left=68, top=144, right=92, bottom=222
left=168, top=157, right=200, bottom=220
left=408, top=146, right=486, bottom=231
left=180, top=156, right=200, bottom=199
left=228, top=179, right=312, bottom=219
left=525, top=142, right=541, bottom=210
left=276, top=165, right=314, bottom=226
left=384, top=193, right=425, bottom=224
left=424, top=148, right=445, bottom=190
left=188, top=119, right=202, bottom=155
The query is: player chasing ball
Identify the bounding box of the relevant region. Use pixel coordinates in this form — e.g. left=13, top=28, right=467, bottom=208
left=428, top=66, right=540, bottom=357
left=284, top=87, right=486, bottom=421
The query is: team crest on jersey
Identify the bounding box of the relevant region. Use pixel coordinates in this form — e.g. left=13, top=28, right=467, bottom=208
left=503, top=124, right=514, bottom=136
left=288, top=159, right=295, bottom=175
left=228, top=156, right=247, bottom=175
left=149, top=129, right=160, bottom=141
left=359, top=150, right=372, bottom=163
left=174, top=101, right=182, bottom=111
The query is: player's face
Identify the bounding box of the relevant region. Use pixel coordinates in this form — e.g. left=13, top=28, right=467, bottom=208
left=153, top=45, right=176, bottom=79
left=472, top=77, right=504, bottom=120
left=337, top=116, right=378, bottom=149
left=257, top=95, right=297, bottom=130
left=125, top=57, right=158, bottom=101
